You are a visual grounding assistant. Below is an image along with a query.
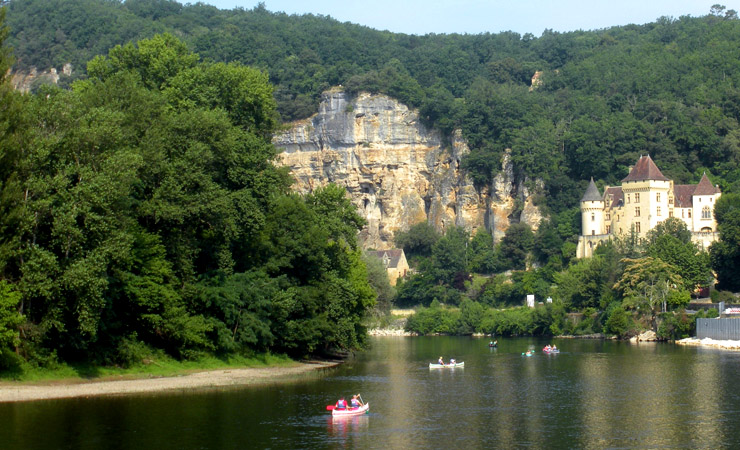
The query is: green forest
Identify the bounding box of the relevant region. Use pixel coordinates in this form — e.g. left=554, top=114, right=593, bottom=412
left=2, top=1, right=740, bottom=372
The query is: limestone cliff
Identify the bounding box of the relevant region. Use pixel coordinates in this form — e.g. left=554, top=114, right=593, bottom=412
left=11, top=64, right=73, bottom=92
left=275, top=90, right=541, bottom=249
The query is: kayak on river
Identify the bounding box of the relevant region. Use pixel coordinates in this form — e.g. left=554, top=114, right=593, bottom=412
left=429, top=362, right=465, bottom=368
left=331, top=402, right=370, bottom=416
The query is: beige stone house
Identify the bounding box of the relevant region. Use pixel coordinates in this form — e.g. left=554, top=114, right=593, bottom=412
left=577, top=155, right=721, bottom=258
left=367, top=249, right=409, bottom=285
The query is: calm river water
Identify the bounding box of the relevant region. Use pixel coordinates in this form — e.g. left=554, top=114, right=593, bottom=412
left=2, top=337, right=740, bottom=449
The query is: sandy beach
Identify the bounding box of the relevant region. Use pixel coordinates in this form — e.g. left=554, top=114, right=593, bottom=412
left=0, top=360, right=340, bottom=403
left=676, top=337, right=740, bottom=350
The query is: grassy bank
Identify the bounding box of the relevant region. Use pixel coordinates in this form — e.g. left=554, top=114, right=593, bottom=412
left=0, top=353, right=297, bottom=384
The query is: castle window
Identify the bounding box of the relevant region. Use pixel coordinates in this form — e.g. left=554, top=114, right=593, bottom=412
left=702, top=206, right=711, bottom=219
left=657, top=206, right=661, bottom=217
left=627, top=194, right=630, bottom=203
left=688, top=210, right=692, bottom=218
left=592, top=230, right=595, bottom=236
left=606, top=213, right=611, bottom=221
left=606, top=225, right=611, bottom=234
left=669, top=210, right=673, bottom=218
left=591, top=213, right=595, bottom=222
left=635, top=193, right=640, bottom=202
left=669, top=197, right=673, bottom=205
left=635, top=207, right=641, bottom=217
left=656, top=193, right=661, bottom=202
left=635, top=222, right=641, bottom=233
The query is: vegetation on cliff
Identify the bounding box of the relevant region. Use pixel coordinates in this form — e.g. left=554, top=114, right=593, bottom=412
left=2, top=1, right=740, bottom=363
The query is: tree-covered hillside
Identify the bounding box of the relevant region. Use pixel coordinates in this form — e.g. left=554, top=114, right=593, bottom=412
left=6, top=1, right=740, bottom=216
left=2, top=1, right=740, bottom=360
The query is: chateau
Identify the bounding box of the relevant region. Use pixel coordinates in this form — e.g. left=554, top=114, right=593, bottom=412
left=577, top=155, right=721, bottom=258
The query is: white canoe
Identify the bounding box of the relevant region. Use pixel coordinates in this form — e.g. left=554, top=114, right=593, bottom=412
left=332, top=402, right=369, bottom=416
left=429, top=362, right=465, bottom=369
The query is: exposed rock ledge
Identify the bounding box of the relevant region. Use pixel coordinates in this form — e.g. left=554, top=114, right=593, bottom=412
left=274, top=90, right=542, bottom=250
left=367, top=328, right=417, bottom=336
left=676, top=337, right=740, bottom=350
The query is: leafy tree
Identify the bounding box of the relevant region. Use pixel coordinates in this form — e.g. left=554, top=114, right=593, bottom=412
left=710, top=193, right=740, bottom=291
left=614, top=257, right=685, bottom=328
left=0, top=280, right=23, bottom=351
left=498, top=223, right=534, bottom=271
left=394, top=221, right=440, bottom=263
left=362, top=251, right=395, bottom=316
left=429, top=226, right=470, bottom=289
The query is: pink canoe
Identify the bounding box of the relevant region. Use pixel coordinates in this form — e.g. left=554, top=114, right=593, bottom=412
left=332, top=403, right=370, bottom=416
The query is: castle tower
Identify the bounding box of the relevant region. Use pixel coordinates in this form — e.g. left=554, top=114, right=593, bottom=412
left=581, top=177, right=604, bottom=237
left=577, top=178, right=605, bottom=258
left=621, top=155, right=671, bottom=237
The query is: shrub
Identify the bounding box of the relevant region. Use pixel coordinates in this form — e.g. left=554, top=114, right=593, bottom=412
left=657, top=311, right=693, bottom=340
left=604, top=305, right=632, bottom=337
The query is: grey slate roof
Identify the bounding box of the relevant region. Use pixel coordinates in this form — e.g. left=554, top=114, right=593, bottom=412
left=581, top=178, right=603, bottom=202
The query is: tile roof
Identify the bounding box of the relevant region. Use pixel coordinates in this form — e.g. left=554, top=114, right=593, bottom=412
left=581, top=178, right=602, bottom=202
left=673, top=185, right=695, bottom=208
left=604, top=187, right=623, bottom=208
left=694, top=173, right=721, bottom=195
left=622, top=155, right=670, bottom=182
left=367, top=249, right=406, bottom=269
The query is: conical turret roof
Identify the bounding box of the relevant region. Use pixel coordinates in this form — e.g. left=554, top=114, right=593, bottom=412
left=581, top=177, right=602, bottom=202
left=693, top=173, right=721, bottom=195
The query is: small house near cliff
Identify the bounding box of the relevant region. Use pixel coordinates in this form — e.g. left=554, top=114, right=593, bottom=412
left=367, top=249, right=409, bottom=286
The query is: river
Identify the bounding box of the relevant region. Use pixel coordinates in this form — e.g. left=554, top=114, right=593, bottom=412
left=1, top=336, right=739, bottom=449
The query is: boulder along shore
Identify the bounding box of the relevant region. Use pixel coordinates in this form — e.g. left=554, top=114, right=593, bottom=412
left=0, top=361, right=340, bottom=403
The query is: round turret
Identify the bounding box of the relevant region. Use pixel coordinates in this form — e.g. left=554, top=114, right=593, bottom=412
left=581, top=178, right=604, bottom=236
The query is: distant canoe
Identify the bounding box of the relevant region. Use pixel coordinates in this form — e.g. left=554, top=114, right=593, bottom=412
left=429, top=362, right=465, bottom=369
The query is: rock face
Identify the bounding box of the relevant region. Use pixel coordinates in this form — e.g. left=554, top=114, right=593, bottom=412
left=11, top=64, right=73, bottom=92
left=273, top=90, right=540, bottom=249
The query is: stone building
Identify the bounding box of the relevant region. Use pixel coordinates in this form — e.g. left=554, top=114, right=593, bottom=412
left=577, top=155, right=721, bottom=258
left=366, top=249, right=409, bottom=286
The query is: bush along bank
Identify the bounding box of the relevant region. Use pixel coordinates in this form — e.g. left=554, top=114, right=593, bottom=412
left=403, top=299, right=720, bottom=339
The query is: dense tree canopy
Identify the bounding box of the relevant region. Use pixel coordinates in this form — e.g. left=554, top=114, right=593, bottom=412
left=6, top=2, right=740, bottom=218
left=0, top=29, right=374, bottom=367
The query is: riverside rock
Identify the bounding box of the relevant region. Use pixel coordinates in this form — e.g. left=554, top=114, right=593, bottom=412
left=274, top=90, right=540, bottom=249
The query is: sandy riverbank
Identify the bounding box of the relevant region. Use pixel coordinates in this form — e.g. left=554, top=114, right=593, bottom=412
left=676, top=337, right=740, bottom=350
left=0, top=360, right=340, bottom=403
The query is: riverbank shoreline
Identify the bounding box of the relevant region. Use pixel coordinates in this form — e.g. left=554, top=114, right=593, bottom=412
left=0, top=360, right=341, bottom=403
left=676, top=337, right=740, bottom=350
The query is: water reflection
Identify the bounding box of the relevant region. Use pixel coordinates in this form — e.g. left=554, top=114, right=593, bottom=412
left=2, top=337, right=740, bottom=449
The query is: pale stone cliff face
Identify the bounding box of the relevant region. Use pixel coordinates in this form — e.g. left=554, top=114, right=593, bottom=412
left=11, top=64, right=73, bottom=92
left=274, top=90, right=541, bottom=249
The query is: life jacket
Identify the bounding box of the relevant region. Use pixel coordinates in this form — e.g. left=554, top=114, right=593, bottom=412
left=336, top=399, right=347, bottom=409
left=351, top=399, right=360, bottom=407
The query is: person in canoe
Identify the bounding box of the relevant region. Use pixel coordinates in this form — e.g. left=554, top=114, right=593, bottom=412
left=335, top=397, right=347, bottom=410
left=438, top=356, right=444, bottom=365
left=351, top=394, right=363, bottom=407
left=450, top=358, right=456, bottom=365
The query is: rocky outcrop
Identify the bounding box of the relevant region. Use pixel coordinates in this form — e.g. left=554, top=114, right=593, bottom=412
left=274, top=90, right=540, bottom=249
left=11, top=64, right=73, bottom=92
